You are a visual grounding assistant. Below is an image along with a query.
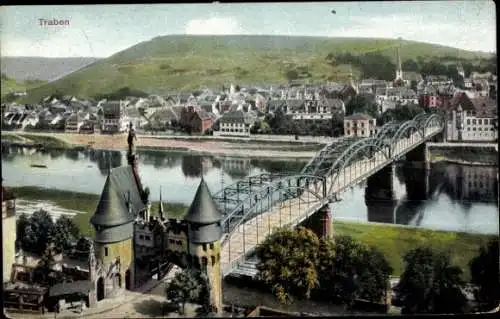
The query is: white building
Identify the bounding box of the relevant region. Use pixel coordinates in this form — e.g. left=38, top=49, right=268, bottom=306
left=446, top=99, right=497, bottom=142
left=214, top=110, right=255, bottom=137
left=344, top=113, right=377, bottom=137
left=284, top=98, right=344, bottom=121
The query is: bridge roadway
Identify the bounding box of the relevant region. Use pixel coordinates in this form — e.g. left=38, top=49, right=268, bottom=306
left=219, top=119, right=443, bottom=276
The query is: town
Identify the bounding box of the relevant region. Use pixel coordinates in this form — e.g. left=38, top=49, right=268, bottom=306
left=1, top=63, right=498, bottom=143
left=1, top=2, right=498, bottom=319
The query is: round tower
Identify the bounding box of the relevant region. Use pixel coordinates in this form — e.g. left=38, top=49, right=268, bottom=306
left=185, top=177, right=223, bottom=314
left=90, top=167, right=143, bottom=299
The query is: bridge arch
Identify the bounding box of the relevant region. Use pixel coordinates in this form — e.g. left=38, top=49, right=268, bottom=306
left=220, top=174, right=326, bottom=236
left=325, top=139, right=390, bottom=194
left=423, top=113, right=444, bottom=135
left=389, top=120, right=424, bottom=152
left=301, top=137, right=360, bottom=176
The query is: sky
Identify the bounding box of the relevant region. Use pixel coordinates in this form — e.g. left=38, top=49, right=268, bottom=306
left=0, top=1, right=496, bottom=58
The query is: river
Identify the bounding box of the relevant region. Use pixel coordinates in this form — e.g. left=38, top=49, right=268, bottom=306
left=1, top=145, right=498, bottom=235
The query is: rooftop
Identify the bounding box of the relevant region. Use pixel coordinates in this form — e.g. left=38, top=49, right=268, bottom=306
left=184, top=177, right=222, bottom=224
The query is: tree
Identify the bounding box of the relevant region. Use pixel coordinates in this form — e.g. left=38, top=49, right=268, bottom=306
left=165, top=269, right=203, bottom=314
left=34, top=245, right=60, bottom=286
left=53, top=216, right=80, bottom=254
left=345, top=94, right=378, bottom=118
left=395, top=247, right=467, bottom=314
left=356, top=246, right=393, bottom=304
left=256, top=227, right=320, bottom=303
left=469, top=239, right=500, bottom=311
left=26, top=209, right=56, bottom=254
left=284, top=69, right=299, bottom=82
left=402, top=59, right=419, bottom=72
left=16, top=213, right=30, bottom=251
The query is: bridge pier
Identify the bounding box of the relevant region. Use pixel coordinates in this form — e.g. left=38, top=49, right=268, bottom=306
left=406, top=143, right=431, bottom=170
left=365, top=164, right=397, bottom=223
left=300, top=204, right=333, bottom=240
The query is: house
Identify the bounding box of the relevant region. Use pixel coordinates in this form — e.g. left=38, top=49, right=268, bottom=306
left=148, top=108, right=181, bottom=130
left=180, top=106, right=214, bottom=133
left=101, top=101, right=128, bottom=134
left=338, top=84, right=358, bottom=103
left=215, top=110, right=255, bottom=137
left=344, top=113, right=376, bottom=137
left=283, top=98, right=344, bottom=121
left=425, top=75, right=453, bottom=86
left=65, top=113, right=84, bottom=133
left=401, top=72, right=423, bottom=88
left=79, top=119, right=95, bottom=134
left=21, top=112, right=39, bottom=129
left=446, top=97, right=497, bottom=142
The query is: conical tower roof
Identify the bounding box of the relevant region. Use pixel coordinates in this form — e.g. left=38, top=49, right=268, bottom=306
left=91, top=166, right=145, bottom=227
left=184, top=177, right=222, bottom=224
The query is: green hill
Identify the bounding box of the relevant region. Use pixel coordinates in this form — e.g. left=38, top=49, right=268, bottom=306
left=1, top=74, right=46, bottom=102
left=21, top=35, right=492, bottom=103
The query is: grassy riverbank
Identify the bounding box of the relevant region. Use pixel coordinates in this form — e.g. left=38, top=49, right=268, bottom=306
left=7, top=186, right=496, bottom=279
left=429, top=147, right=498, bottom=165
left=2, top=132, right=70, bottom=149
left=334, top=221, right=497, bottom=280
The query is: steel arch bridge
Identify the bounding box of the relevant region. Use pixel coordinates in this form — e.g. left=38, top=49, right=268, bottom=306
left=213, top=112, right=444, bottom=276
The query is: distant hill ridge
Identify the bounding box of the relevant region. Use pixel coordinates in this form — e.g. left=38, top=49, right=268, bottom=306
left=1, top=57, right=102, bottom=82
left=18, top=35, right=493, bottom=103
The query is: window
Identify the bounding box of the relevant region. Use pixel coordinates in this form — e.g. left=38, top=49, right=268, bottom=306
left=467, top=119, right=471, bottom=125
left=176, top=240, right=182, bottom=245
left=346, top=130, right=350, bottom=135
left=139, top=235, right=144, bottom=240
left=145, top=236, right=151, bottom=241
left=478, top=119, right=482, bottom=125
left=361, top=130, right=365, bottom=135
left=202, top=244, right=207, bottom=252
left=211, top=256, right=216, bottom=265
left=467, top=127, right=471, bottom=131
left=105, top=247, right=108, bottom=257
left=209, top=243, right=214, bottom=250
left=473, top=127, right=476, bottom=131
left=472, top=119, right=477, bottom=125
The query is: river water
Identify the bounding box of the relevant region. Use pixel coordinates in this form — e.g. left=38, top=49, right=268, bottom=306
left=1, top=145, right=498, bottom=235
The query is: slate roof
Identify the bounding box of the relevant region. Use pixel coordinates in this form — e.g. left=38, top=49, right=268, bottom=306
left=184, top=178, right=222, bottom=224
left=102, top=101, right=121, bottom=119
left=49, top=280, right=93, bottom=297
left=91, top=166, right=145, bottom=227
left=345, top=113, right=373, bottom=121
left=219, top=110, right=253, bottom=124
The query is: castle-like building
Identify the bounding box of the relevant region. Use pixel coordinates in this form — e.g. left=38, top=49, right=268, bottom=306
left=87, top=123, right=223, bottom=312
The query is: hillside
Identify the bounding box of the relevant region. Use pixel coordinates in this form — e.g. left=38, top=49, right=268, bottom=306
left=1, top=57, right=101, bottom=82
left=20, top=35, right=493, bottom=103
left=1, top=74, right=46, bottom=101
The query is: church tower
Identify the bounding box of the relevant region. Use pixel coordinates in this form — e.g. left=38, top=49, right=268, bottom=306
left=185, top=177, right=223, bottom=313
left=395, top=43, right=403, bottom=81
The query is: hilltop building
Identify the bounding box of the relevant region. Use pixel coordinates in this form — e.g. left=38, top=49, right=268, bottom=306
left=87, top=122, right=224, bottom=313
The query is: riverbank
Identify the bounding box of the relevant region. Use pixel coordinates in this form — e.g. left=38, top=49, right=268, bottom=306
left=1, top=131, right=323, bottom=159
left=7, top=186, right=496, bottom=280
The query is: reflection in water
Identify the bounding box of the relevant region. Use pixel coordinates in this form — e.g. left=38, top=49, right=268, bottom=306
left=87, top=149, right=123, bottom=175
left=363, top=161, right=498, bottom=233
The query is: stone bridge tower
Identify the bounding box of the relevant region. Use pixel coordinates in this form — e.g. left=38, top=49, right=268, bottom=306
left=185, top=177, right=223, bottom=314
left=90, top=166, right=145, bottom=300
